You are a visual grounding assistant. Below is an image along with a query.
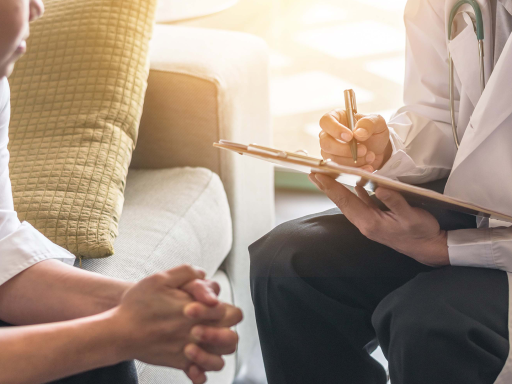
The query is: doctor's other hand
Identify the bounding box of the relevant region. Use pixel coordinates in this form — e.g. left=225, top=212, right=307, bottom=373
left=108, top=265, right=242, bottom=384
left=319, top=109, right=393, bottom=172
left=309, top=173, right=450, bottom=267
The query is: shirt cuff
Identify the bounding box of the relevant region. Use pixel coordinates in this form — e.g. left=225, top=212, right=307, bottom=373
left=374, top=129, right=417, bottom=179
left=0, top=222, right=75, bottom=286
left=447, top=228, right=495, bottom=269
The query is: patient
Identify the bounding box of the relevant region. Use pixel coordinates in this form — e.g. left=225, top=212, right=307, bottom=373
left=0, top=1, right=242, bottom=383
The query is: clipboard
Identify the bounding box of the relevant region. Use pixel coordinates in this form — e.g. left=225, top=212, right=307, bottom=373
left=214, top=140, right=512, bottom=223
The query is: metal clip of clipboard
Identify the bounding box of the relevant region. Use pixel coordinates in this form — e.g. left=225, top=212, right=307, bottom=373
left=247, top=144, right=324, bottom=167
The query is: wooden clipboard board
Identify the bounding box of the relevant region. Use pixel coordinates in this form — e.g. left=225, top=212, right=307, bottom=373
left=214, top=140, right=512, bottom=223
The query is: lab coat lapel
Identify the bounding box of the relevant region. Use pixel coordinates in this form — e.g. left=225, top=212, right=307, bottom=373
left=452, top=36, right=512, bottom=172
left=448, top=21, right=482, bottom=107
left=447, top=0, right=496, bottom=172
left=500, top=0, right=512, bottom=14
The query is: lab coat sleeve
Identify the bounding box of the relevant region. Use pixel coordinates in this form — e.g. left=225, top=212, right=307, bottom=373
left=0, top=79, right=75, bottom=287
left=375, top=0, right=457, bottom=184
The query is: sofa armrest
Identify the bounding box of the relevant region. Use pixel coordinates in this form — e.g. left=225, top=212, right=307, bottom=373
left=132, top=24, right=271, bottom=173
left=132, top=25, right=274, bottom=379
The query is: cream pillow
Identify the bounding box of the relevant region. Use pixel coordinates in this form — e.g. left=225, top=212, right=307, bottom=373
left=8, top=0, right=157, bottom=258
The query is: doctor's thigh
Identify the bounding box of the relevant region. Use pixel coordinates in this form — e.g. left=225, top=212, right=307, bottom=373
left=250, top=180, right=510, bottom=384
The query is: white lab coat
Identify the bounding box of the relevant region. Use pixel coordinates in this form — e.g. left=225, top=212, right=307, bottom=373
left=0, top=78, right=74, bottom=286
left=377, top=0, right=512, bottom=380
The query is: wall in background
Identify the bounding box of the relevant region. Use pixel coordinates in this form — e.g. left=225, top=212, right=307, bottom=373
left=178, top=0, right=407, bottom=163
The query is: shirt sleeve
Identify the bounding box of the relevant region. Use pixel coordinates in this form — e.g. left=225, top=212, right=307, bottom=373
left=448, top=225, right=512, bottom=272
left=0, top=78, right=75, bottom=287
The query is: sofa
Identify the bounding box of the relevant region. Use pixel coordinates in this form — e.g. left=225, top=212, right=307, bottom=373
left=79, top=24, right=274, bottom=384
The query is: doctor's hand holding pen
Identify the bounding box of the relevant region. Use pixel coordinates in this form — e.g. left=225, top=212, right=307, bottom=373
left=313, top=108, right=450, bottom=267
left=319, top=109, right=393, bottom=172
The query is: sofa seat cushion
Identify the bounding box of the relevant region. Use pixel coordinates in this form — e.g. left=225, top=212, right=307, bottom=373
left=80, top=167, right=232, bottom=280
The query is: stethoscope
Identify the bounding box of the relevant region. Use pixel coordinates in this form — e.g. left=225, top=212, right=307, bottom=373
left=448, top=0, right=486, bottom=149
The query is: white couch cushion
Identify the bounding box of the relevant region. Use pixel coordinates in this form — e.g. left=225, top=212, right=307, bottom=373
left=79, top=167, right=232, bottom=280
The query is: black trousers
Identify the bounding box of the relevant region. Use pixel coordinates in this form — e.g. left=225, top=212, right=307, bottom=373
left=0, top=320, right=138, bottom=384
left=250, top=180, right=510, bottom=384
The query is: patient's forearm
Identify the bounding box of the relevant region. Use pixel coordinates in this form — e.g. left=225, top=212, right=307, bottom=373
left=0, top=260, right=133, bottom=325
left=0, top=310, right=126, bottom=384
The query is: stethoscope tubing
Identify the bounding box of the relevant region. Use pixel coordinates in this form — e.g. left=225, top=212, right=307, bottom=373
left=448, top=0, right=486, bottom=149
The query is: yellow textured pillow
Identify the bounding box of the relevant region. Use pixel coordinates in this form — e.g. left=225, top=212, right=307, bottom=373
left=7, top=0, right=157, bottom=258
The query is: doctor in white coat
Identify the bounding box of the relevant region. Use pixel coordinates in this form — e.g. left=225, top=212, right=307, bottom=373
left=250, top=0, right=512, bottom=383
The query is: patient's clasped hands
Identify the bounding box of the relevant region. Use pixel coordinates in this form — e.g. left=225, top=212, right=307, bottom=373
left=107, top=265, right=242, bottom=384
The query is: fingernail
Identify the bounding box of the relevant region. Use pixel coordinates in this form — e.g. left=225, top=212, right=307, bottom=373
left=185, top=345, right=198, bottom=359
left=314, top=174, right=325, bottom=187
left=355, top=129, right=369, bottom=139
left=357, top=146, right=367, bottom=156
left=193, top=267, right=206, bottom=279
left=185, top=306, right=199, bottom=319
left=341, top=133, right=352, bottom=142
left=208, top=291, right=218, bottom=301
left=366, top=152, right=375, bottom=164
left=309, top=174, right=322, bottom=190
left=378, top=190, right=390, bottom=199
left=189, top=365, right=200, bottom=377
left=192, top=327, right=204, bottom=341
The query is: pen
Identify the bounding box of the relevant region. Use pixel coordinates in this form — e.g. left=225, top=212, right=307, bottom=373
left=344, top=89, right=358, bottom=164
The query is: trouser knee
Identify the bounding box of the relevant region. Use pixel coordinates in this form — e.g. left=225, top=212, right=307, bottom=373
left=249, top=217, right=308, bottom=289
left=372, top=267, right=509, bottom=384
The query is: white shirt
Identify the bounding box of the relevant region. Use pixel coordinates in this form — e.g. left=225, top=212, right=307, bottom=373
left=0, top=78, right=74, bottom=287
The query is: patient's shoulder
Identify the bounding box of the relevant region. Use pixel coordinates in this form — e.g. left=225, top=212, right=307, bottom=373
left=0, top=78, right=9, bottom=108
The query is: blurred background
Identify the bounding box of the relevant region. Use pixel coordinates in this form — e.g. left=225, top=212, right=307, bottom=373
left=180, top=0, right=407, bottom=158
left=170, top=0, right=409, bottom=375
